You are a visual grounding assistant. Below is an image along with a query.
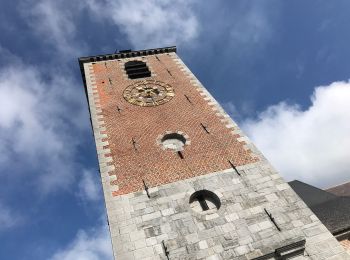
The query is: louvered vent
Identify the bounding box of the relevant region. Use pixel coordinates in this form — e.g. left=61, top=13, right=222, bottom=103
left=124, top=61, right=151, bottom=79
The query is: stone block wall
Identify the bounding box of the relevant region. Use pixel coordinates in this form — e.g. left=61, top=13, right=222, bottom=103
left=104, top=161, right=348, bottom=259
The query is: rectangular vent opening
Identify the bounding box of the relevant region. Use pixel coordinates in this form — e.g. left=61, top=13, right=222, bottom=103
left=125, top=61, right=151, bottom=79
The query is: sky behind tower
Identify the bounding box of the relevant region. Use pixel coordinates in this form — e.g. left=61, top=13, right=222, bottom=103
left=0, top=1, right=350, bottom=259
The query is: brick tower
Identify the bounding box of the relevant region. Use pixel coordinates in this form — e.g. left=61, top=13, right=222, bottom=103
left=79, top=47, right=349, bottom=259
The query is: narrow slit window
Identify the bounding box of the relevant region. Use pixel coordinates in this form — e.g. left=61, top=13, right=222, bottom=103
left=132, top=138, right=138, bottom=150
left=200, top=123, right=210, bottom=134
left=184, top=94, right=192, bottom=104
left=142, top=179, right=150, bottom=198
left=228, top=160, right=240, bottom=176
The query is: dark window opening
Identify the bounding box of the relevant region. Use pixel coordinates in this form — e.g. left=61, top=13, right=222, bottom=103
left=197, top=194, right=210, bottom=211
left=189, top=190, right=221, bottom=212
left=161, top=133, right=187, bottom=145
left=124, top=61, right=151, bottom=79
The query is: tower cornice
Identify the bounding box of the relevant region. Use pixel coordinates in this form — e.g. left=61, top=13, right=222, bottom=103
left=78, top=46, right=176, bottom=64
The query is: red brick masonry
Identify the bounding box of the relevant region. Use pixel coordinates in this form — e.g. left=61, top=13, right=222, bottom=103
left=340, top=239, right=350, bottom=253
left=90, top=54, right=258, bottom=196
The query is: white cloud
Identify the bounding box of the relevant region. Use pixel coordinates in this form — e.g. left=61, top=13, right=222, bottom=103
left=77, top=170, right=102, bottom=202
left=21, top=0, right=199, bottom=54
left=242, top=81, right=350, bottom=188
left=49, top=225, right=113, bottom=260
left=20, top=0, right=87, bottom=57
left=0, top=202, right=22, bottom=230
left=87, top=0, right=199, bottom=49
left=231, top=4, right=270, bottom=44
left=22, top=0, right=275, bottom=55
left=228, top=2, right=278, bottom=54
left=0, top=67, right=63, bottom=156
left=0, top=48, right=87, bottom=194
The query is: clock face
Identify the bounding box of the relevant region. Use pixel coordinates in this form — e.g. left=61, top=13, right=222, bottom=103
left=123, top=80, right=175, bottom=107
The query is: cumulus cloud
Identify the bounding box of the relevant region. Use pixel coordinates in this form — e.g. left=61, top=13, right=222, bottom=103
left=242, top=81, right=350, bottom=188
left=87, top=0, right=199, bottom=49
left=77, top=170, right=102, bottom=202
left=0, top=49, right=87, bottom=193
left=49, top=225, right=112, bottom=260
left=22, top=0, right=275, bottom=55
left=20, top=0, right=87, bottom=57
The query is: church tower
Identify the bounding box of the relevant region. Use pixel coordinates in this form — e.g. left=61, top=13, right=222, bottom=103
left=79, top=47, right=349, bottom=259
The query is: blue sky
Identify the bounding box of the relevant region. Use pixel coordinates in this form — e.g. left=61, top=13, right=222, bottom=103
left=0, top=1, right=350, bottom=259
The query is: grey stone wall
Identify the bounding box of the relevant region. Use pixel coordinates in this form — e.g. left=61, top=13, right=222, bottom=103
left=104, top=161, right=349, bottom=259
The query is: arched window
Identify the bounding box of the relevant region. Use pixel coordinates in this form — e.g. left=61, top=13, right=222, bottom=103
left=189, top=190, right=221, bottom=212
left=124, top=61, right=151, bottom=79
left=161, top=133, right=187, bottom=151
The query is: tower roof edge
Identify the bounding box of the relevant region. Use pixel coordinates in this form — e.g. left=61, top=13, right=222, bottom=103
left=78, top=46, right=176, bottom=64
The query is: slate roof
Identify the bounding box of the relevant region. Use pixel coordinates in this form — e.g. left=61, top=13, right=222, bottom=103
left=311, top=196, right=350, bottom=234
left=289, top=180, right=337, bottom=207
left=289, top=180, right=350, bottom=235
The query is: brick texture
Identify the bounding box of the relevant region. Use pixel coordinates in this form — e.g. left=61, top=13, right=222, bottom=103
left=89, top=53, right=257, bottom=196
left=340, top=239, right=350, bottom=253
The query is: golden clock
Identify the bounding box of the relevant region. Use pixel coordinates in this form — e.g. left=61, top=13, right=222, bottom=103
left=123, top=80, right=175, bottom=107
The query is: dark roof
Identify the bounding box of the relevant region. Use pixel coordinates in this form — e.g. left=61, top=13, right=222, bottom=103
left=326, top=182, right=350, bottom=197
left=311, top=196, right=350, bottom=234
left=289, top=180, right=350, bottom=234
left=288, top=180, right=337, bottom=207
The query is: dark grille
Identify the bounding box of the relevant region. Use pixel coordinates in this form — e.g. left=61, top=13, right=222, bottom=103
left=125, top=61, right=151, bottom=79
